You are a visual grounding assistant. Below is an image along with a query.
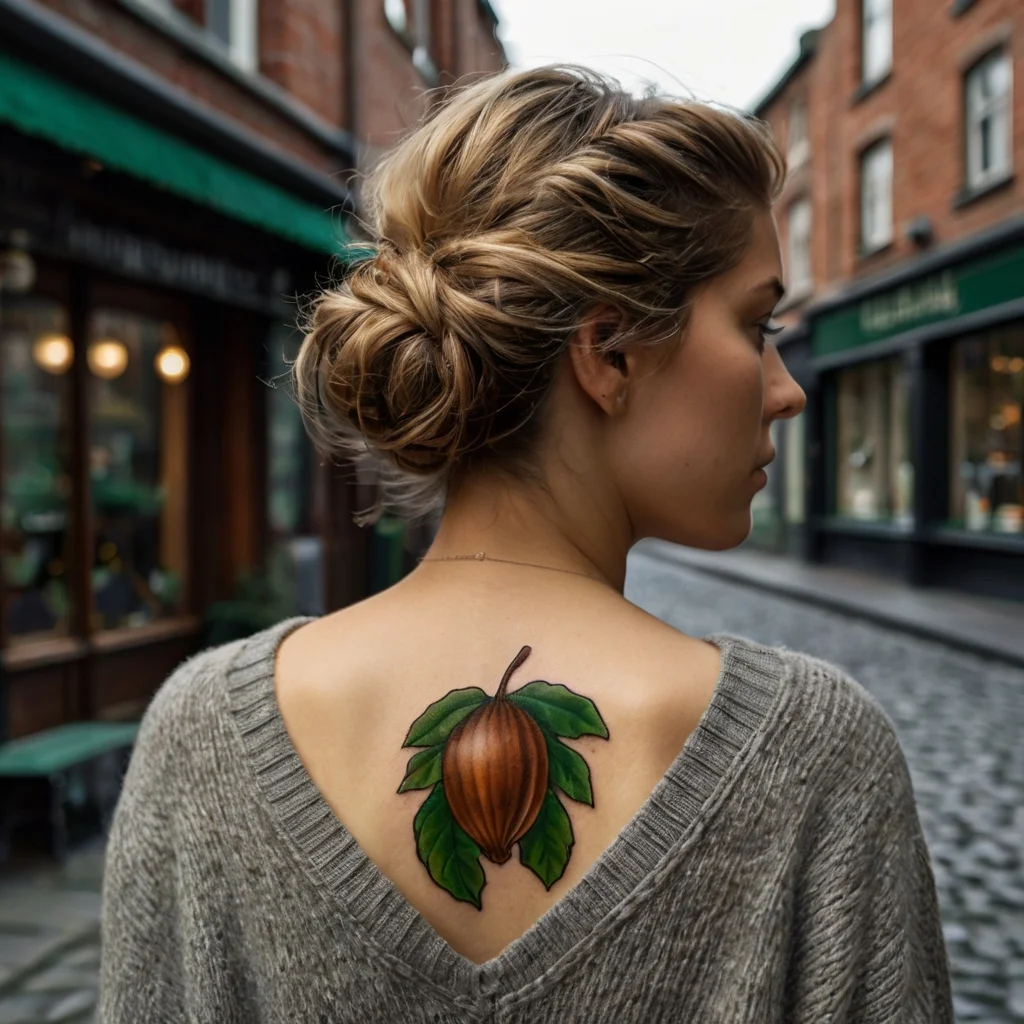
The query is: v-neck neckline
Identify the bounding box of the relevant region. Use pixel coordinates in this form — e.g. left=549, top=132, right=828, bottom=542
left=224, top=615, right=784, bottom=1005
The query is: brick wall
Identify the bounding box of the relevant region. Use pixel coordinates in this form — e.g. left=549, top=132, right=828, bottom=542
left=259, top=0, right=345, bottom=127
left=29, top=0, right=506, bottom=184
left=759, top=0, right=1024, bottom=311
left=32, top=0, right=341, bottom=170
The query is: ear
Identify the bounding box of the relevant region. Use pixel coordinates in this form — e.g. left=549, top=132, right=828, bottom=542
left=568, top=306, right=631, bottom=417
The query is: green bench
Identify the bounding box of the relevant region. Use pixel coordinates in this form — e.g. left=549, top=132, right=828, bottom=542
left=0, top=721, right=140, bottom=863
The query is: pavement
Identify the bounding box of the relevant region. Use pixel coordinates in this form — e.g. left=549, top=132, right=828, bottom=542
left=0, top=840, right=102, bottom=1023
left=0, top=542, right=1020, bottom=1022
left=638, top=539, right=1024, bottom=668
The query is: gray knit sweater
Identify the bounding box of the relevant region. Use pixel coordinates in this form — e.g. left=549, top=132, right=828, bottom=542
left=98, top=616, right=954, bottom=1022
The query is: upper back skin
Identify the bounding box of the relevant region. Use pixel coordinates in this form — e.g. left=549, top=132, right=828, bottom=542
left=273, top=568, right=722, bottom=966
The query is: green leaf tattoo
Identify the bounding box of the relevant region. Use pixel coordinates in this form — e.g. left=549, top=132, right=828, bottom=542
left=401, top=687, right=489, bottom=747
left=519, top=787, right=575, bottom=889
left=541, top=729, right=594, bottom=806
left=400, top=648, right=608, bottom=908
left=397, top=743, right=445, bottom=793
left=412, top=783, right=486, bottom=909
left=507, top=679, right=610, bottom=739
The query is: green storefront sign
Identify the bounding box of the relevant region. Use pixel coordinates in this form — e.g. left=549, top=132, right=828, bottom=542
left=814, top=242, right=1024, bottom=358
left=0, top=52, right=347, bottom=255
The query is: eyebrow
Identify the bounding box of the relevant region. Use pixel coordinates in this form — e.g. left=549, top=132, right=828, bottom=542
left=751, top=277, right=786, bottom=302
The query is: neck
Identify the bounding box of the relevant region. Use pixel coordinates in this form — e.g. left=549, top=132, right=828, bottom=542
left=417, top=468, right=631, bottom=594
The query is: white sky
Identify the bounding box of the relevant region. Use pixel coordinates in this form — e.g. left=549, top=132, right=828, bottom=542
left=494, top=0, right=836, bottom=112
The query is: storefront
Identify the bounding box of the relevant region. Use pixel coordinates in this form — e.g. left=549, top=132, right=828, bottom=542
left=773, top=218, right=1024, bottom=602
left=0, top=48, right=368, bottom=739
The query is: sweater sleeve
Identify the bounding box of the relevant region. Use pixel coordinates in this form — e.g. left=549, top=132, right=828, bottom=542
left=98, top=668, right=189, bottom=1023
left=783, top=723, right=955, bottom=1023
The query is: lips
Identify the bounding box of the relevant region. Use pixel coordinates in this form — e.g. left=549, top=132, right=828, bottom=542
left=755, top=449, right=777, bottom=471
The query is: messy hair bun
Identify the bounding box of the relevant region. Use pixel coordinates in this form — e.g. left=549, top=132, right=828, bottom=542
left=294, top=64, right=785, bottom=525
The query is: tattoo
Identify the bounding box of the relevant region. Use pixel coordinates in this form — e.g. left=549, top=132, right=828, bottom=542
left=397, top=646, right=610, bottom=909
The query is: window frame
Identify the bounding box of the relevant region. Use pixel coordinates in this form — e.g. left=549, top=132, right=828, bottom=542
left=964, top=48, right=1014, bottom=192
left=860, top=137, right=894, bottom=255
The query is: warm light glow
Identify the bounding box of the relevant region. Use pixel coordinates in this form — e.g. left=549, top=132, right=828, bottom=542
left=88, top=339, right=129, bottom=379
left=991, top=356, right=1009, bottom=373
left=155, top=345, right=190, bottom=384
left=1010, top=357, right=1024, bottom=374
left=32, top=334, right=74, bottom=375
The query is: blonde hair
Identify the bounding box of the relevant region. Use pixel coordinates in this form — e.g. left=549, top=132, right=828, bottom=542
left=295, top=64, right=785, bottom=525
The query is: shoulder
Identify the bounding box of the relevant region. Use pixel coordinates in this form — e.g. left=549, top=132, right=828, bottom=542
left=774, top=642, right=908, bottom=783
left=720, top=635, right=907, bottom=784
left=133, top=616, right=315, bottom=769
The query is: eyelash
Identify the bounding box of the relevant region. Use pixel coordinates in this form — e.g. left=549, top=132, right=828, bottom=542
left=756, top=319, right=784, bottom=352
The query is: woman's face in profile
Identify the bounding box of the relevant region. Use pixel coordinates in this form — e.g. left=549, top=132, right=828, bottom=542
left=609, top=208, right=807, bottom=550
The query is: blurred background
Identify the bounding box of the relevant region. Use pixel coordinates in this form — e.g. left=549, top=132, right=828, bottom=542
left=0, top=0, right=1021, bottom=1021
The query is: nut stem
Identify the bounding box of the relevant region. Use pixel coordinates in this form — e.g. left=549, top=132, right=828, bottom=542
left=495, top=645, right=531, bottom=700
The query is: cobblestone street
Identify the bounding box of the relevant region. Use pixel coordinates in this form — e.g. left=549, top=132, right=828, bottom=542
left=626, top=543, right=1024, bottom=1024
left=0, top=544, right=1021, bottom=1022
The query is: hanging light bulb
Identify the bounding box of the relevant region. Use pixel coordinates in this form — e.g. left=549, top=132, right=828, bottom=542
left=32, top=333, right=74, bottom=375
left=155, top=345, right=190, bottom=384
left=87, top=339, right=129, bottom=380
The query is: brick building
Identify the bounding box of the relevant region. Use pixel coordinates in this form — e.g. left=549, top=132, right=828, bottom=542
left=0, top=0, right=505, bottom=738
left=752, top=0, right=1024, bottom=603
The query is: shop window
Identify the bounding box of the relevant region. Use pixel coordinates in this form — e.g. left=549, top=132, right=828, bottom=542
left=783, top=414, right=806, bottom=525
left=860, top=139, right=893, bottom=253
left=862, top=0, right=892, bottom=85
left=965, top=50, right=1013, bottom=192
left=787, top=98, right=810, bottom=169
left=0, top=298, right=75, bottom=644
left=835, top=357, right=913, bottom=525
left=787, top=198, right=813, bottom=296
left=750, top=420, right=784, bottom=546
left=951, top=326, right=1024, bottom=534
left=88, top=310, right=190, bottom=630
left=266, top=327, right=325, bottom=616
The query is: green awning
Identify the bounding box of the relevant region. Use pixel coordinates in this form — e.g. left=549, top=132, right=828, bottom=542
left=0, top=52, right=347, bottom=255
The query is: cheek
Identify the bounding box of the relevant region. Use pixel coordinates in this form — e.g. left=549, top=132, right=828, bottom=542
left=614, top=354, right=764, bottom=487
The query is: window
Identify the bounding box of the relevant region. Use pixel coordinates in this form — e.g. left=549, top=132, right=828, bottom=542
left=788, top=98, right=809, bottom=168
left=384, top=0, right=437, bottom=80
left=951, top=326, right=1024, bottom=534
left=206, top=0, right=259, bottom=72
left=88, top=310, right=190, bottom=630
left=965, top=50, right=1013, bottom=191
left=862, top=0, right=892, bottom=85
left=860, top=139, right=893, bottom=253
left=834, top=357, right=913, bottom=526
left=787, top=198, right=813, bottom=295
left=1, top=298, right=75, bottom=644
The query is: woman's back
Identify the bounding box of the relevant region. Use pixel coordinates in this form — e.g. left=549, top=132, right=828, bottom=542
left=274, top=568, right=722, bottom=965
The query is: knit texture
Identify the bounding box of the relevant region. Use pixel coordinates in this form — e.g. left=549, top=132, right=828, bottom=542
left=98, top=616, right=954, bottom=1023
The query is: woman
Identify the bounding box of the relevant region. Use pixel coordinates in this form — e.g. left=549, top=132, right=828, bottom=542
left=99, top=65, right=954, bottom=1021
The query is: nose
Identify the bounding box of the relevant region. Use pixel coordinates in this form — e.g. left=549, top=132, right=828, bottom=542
left=764, top=344, right=806, bottom=422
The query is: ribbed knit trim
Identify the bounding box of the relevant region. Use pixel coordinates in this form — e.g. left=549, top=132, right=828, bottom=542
left=225, top=616, right=784, bottom=1000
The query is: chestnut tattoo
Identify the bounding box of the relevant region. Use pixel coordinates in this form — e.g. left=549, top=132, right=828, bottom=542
left=398, top=646, right=610, bottom=909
